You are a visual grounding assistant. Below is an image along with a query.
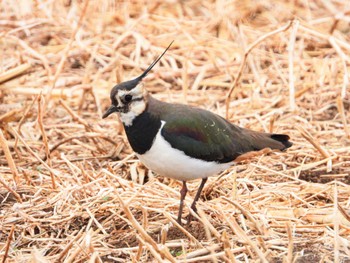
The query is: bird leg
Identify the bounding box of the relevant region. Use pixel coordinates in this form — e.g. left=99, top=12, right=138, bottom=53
left=177, top=181, right=188, bottom=225
left=188, top=177, right=208, bottom=223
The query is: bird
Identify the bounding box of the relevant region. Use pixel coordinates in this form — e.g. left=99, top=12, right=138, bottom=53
left=103, top=42, right=292, bottom=225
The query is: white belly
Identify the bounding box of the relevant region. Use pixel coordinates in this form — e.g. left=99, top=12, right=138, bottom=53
left=136, top=122, right=232, bottom=181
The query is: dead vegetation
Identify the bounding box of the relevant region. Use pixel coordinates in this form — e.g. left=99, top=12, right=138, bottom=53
left=0, top=0, right=350, bottom=262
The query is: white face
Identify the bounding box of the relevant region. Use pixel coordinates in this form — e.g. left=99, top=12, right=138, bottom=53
left=114, top=83, right=148, bottom=126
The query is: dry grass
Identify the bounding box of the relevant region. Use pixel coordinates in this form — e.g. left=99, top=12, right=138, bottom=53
left=1, top=0, right=350, bottom=262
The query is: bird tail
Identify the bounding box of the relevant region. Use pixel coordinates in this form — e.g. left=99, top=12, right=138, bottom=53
left=269, top=134, right=293, bottom=150
left=242, top=129, right=293, bottom=151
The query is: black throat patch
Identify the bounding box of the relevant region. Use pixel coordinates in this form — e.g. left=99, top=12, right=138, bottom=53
left=123, top=109, right=162, bottom=154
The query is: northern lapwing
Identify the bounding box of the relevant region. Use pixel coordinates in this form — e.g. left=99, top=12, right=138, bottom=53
left=103, top=43, right=292, bottom=224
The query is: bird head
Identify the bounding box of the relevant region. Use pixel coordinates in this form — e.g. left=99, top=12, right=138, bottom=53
left=102, top=41, right=173, bottom=125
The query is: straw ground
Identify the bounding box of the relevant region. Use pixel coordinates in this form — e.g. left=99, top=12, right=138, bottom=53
left=1, top=0, right=350, bottom=262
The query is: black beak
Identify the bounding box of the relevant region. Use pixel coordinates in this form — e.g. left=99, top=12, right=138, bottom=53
left=102, top=105, right=118, bottom=119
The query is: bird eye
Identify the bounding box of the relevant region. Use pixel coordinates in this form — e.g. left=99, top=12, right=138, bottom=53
left=124, top=94, right=133, bottom=102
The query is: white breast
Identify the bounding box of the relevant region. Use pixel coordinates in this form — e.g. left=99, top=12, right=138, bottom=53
left=136, top=121, right=232, bottom=181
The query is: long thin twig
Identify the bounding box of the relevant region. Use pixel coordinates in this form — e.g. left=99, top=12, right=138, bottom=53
left=0, top=63, right=31, bottom=84
left=225, top=20, right=293, bottom=118
left=2, top=225, right=16, bottom=263
left=10, top=127, right=60, bottom=184
left=38, top=94, right=56, bottom=189
left=44, top=0, right=89, bottom=108
left=0, top=128, right=19, bottom=185
left=288, top=19, right=299, bottom=111
left=336, top=96, right=350, bottom=139
left=333, top=183, right=340, bottom=263
left=297, top=126, right=331, bottom=159
left=115, top=190, right=176, bottom=263
left=286, top=222, right=294, bottom=263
